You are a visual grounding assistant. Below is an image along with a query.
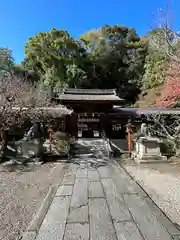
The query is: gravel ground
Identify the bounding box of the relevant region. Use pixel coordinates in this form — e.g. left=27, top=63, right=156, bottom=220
left=122, top=160, right=180, bottom=227
left=0, top=162, right=64, bottom=240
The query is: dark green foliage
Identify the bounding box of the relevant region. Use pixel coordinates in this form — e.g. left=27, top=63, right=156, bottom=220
left=20, top=25, right=147, bottom=104
left=4, top=26, right=172, bottom=106
left=142, top=52, right=166, bottom=90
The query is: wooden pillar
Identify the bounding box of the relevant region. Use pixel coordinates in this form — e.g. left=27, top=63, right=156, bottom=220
left=71, top=113, right=78, bottom=139
left=100, top=113, right=108, bottom=137
left=64, top=115, right=70, bottom=134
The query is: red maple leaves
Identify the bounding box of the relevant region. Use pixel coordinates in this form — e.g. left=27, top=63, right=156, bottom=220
left=156, top=62, right=180, bottom=108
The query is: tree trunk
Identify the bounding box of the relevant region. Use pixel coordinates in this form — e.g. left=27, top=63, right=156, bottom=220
left=0, top=129, right=8, bottom=159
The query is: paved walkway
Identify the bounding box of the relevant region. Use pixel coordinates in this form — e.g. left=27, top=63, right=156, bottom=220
left=34, top=160, right=180, bottom=240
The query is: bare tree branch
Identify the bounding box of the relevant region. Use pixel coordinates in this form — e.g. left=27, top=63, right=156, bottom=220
left=148, top=113, right=180, bottom=153
left=149, top=8, right=180, bottom=63
left=0, top=74, right=52, bottom=156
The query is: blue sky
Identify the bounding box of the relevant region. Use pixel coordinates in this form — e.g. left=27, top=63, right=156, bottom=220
left=0, top=0, right=179, bottom=63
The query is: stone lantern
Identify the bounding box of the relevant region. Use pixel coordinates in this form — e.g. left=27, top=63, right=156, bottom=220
left=126, top=121, right=133, bottom=133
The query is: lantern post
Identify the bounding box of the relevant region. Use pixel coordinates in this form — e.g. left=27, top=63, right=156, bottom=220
left=126, top=119, right=133, bottom=158
left=48, top=125, right=55, bottom=153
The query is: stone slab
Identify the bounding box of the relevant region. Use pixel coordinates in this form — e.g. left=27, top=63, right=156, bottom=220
left=123, top=194, right=171, bottom=240
left=102, top=179, right=131, bottom=222
left=76, top=168, right=88, bottom=179
left=111, top=161, right=132, bottom=180
left=56, top=185, right=73, bottom=196
left=36, top=223, right=65, bottom=240
left=144, top=197, right=180, bottom=236
left=28, top=185, right=58, bottom=232
left=63, top=223, right=89, bottom=240
left=88, top=170, right=100, bottom=181
left=111, top=162, right=147, bottom=197
left=63, top=164, right=78, bottom=176
left=134, top=157, right=168, bottom=164
left=40, top=196, right=70, bottom=225
left=67, top=205, right=88, bottom=223
left=61, top=175, right=76, bottom=185
left=63, top=172, right=76, bottom=177
left=114, top=221, right=144, bottom=240
left=98, top=166, right=111, bottom=178
left=89, top=181, right=105, bottom=198
left=89, top=198, right=117, bottom=240
left=71, top=179, right=88, bottom=208
left=63, top=164, right=78, bottom=175
left=36, top=196, right=71, bottom=239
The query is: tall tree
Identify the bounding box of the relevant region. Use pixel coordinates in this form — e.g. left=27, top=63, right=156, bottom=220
left=23, top=28, right=86, bottom=88
left=80, top=25, right=147, bottom=103
left=23, top=25, right=147, bottom=104
left=141, top=29, right=167, bottom=90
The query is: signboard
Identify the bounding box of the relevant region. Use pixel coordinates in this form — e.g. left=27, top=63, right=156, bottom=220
left=78, top=118, right=99, bottom=122
left=112, top=124, right=122, bottom=131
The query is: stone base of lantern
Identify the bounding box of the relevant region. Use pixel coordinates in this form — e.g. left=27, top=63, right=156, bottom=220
left=133, top=137, right=168, bottom=164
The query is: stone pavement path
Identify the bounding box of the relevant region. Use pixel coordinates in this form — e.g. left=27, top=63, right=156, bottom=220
left=35, top=160, right=180, bottom=240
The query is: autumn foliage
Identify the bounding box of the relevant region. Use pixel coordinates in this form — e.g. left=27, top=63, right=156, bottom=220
left=156, top=62, right=180, bottom=108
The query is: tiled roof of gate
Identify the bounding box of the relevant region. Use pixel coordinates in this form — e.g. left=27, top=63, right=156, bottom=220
left=55, top=88, right=124, bottom=102
left=63, top=88, right=116, bottom=95
left=12, top=106, right=73, bottom=117
left=112, top=107, right=180, bottom=115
